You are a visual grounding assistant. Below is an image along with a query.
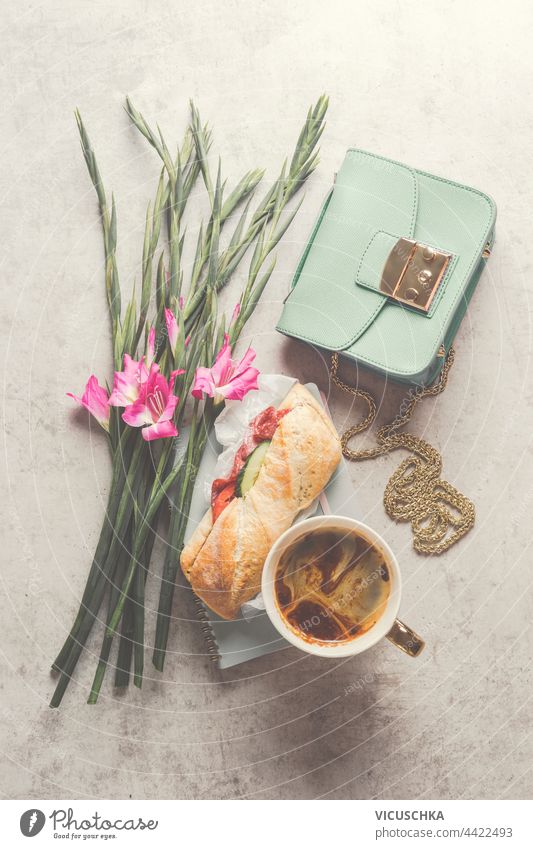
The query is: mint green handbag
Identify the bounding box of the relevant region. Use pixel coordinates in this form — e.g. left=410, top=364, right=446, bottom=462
left=277, top=149, right=496, bottom=385
left=277, top=150, right=496, bottom=555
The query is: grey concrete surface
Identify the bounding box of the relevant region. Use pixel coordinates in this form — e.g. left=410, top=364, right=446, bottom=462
left=1, top=0, right=532, bottom=800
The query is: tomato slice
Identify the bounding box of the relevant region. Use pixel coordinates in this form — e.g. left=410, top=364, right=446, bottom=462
left=210, top=407, right=290, bottom=522
left=211, top=480, right=237, bottom=523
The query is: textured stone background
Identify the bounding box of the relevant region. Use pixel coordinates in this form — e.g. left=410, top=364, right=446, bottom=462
left=1, top=0, right=532, bottom=800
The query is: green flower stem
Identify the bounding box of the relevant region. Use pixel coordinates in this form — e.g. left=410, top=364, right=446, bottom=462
left=114, top=596, right=134, bottom=688
left=52, top=428, right=134, bottom=672
left=91, top=432, right=164, bottom=700
left=104, top=460, right=182, bottom=642
left=131, top=441, right=176, bottom=688
left=132, top=548, right=146, bottom=689
left=88, top=440, right=172, bottom=699
left=130, top=458, right=155, bottom=691
left=109, top=453, right=154, bottom=692
left=50, top=437, right=146, bottom=708
left=87, top=519, right=133, bottom=704
left=152, top=404, right=213, bottom=670
left=98, top=425, right=185, bottom=693
left=127, top=505, right=160, bottom=691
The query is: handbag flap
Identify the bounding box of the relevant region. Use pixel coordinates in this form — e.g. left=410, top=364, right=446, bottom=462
left=277, top=149, right=496, bottom=369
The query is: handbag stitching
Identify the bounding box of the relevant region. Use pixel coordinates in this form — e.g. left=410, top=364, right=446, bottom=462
left=356, top=229, right=394, bottom=290
left=347, top=148, right=497, bottom=213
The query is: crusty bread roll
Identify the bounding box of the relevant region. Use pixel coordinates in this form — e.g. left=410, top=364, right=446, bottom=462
left=181, top=383, right=341, bottom=619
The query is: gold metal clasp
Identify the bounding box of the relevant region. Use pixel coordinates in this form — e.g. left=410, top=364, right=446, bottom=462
left=380, top=238, right=451, bottom=313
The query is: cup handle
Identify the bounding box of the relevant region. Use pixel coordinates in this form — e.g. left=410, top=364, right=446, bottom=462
left=386, top=619, right=425, bottom=657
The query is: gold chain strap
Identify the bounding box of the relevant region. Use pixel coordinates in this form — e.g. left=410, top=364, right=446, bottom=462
left=330, top=347, right=475, bottom=555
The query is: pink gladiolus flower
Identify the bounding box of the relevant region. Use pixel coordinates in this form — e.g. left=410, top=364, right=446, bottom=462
left=67, top=375, right=110, bottom=432
left=192, top=334, right=259, bottom=403
left=108, top=354, right=153, bottom=408
left=122, top=365, right=179, bottom=442
left=165, top=309, right=179, bottom=356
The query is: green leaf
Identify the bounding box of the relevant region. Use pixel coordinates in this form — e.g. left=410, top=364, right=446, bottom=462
left=205, top=161, right=222, bottom=293
left=269, top=194, right=305, bottom=252
left=220, top=168, right=263, bottom=223
left=155, top=251, right=166, bottom=313
left=75, top=111, right=121, bottom=357
left=121, top=292, right=137, bottom=356
left=190, top=100, right=214, bottom=201
left=125, top=97, right=176, bottom=182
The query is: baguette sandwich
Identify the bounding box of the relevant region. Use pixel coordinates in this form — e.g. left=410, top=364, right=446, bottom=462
left=181, top=382, right=341, bottom=619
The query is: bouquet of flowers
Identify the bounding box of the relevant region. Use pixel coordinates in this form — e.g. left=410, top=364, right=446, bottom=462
left=50, top=95, right=328, bottom=706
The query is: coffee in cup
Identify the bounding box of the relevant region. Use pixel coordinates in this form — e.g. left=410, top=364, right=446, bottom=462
left=262, top=515, right=424, bottom=659
left=274, top=526, right=391, bottom=645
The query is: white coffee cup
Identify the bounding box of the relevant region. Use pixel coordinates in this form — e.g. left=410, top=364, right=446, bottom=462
left=261, top=514, right=424, bottom=658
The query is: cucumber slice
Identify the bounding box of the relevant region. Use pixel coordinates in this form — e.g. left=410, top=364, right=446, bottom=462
left=235, top=440, right=271, bottom=497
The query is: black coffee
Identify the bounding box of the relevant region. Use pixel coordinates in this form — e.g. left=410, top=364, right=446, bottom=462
left=274, top=527, right=391, bottom=644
